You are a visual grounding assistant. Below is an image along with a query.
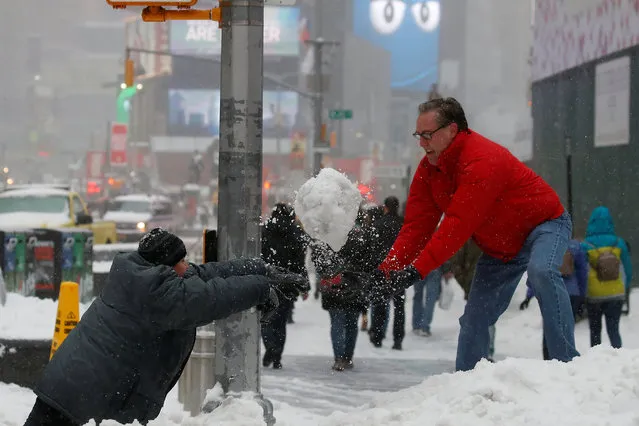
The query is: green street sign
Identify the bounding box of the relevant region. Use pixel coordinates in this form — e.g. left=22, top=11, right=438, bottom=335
left=329, top=109, right=353, bottom=120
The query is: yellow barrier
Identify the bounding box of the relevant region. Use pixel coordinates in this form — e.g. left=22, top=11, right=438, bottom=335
left=49, top=282, right=80, bottom=360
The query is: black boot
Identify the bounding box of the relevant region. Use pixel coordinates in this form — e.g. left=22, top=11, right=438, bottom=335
left=370, top=339, right=382, bottom=348
left=343, top=357, right=354, bottom=369
left=263, top=350, right=273, bottom=367
left=332, top=358, right=345, bottom=371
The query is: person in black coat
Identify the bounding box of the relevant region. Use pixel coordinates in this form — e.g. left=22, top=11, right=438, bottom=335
left=260, top=203, right=309, bottom=369
left=367, top=197, right=405, bottom=349
left=24, top=228, right=308, bottom=426
left=311, top=219, right=374, bottom=372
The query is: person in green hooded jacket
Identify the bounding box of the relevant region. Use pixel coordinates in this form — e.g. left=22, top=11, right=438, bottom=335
left=581, top=206, right=632, bottom=348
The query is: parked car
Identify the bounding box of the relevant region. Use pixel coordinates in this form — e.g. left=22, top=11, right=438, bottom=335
left=102, top=194, right=178, bottom=242
left=0, top=185, right=117, bottom=244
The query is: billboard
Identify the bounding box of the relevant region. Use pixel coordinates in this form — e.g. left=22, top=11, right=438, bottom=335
left=168, top=89, right=299, bottom=139
left=532, top=0, right=639, bottom=82
left=352, top=0, right=440, bottom=92
left=168, top=90, right=220, bottom=137
left=170, top=7, right=300, bottom=56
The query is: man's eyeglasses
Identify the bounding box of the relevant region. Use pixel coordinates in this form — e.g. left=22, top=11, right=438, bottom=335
left=412, top=123, right=448, bottom=141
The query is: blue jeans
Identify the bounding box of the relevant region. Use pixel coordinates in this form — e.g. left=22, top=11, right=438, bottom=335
left=456, top=212, right=579, bottom=371
left=329, top=309, right=359, bottom=359
left=412, top=270, right=442, bottom=331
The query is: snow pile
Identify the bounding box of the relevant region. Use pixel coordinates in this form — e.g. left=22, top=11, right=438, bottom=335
left=0, top=382, right=37, bottom=426
left=321, top=347, right=639, bottom=426
left=96, top=394, right=267, bottom=426
left=4, top=281, right=639, bottom=425
left=5, top=348, right=637, bottom=426
left=294, top=168, right=362, bottom=251
left=0, top=293, right=91, bottom=340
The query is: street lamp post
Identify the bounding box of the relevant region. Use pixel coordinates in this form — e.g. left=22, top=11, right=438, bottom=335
left=565, top=135, right=574, bottom=220
left=203, top=1, right=275, bottom=424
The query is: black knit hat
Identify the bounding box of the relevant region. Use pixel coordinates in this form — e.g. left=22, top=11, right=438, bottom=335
left=138, top=228, right=187, bottom=266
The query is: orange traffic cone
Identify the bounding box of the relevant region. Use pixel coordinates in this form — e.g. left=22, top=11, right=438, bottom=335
left=49, top=282, right=80, bottom=360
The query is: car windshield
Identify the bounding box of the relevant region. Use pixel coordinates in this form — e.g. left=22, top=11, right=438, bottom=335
left=110, top=200, right=150, bottom=213
left=0, top=195, right=68, bottom=214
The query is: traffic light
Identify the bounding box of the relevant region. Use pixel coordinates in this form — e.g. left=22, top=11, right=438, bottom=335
left=124, top=59, right=135, bottom=88
left=329, top=131, right=337, bottom=148
left=116, top=86, right=138, bottom=125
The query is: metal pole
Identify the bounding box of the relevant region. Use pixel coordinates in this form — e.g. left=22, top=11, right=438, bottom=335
left=313, top=41, right=323, bottom=176
left=206, top=1, right=274, bottom=424
left=565, top=136, right=574, bottom=222
left=104, top=121, right=112, bottom=197
left=275, top=91, right=282, bottom=178
left=304, top=1, right=338, bottom=178
left=305, top=0, right=322, bottom=179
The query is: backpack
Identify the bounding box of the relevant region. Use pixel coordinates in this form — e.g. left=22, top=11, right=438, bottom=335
left=559, top=250, right=575, bottom=277
left=588, top=240, right=621, bottom=282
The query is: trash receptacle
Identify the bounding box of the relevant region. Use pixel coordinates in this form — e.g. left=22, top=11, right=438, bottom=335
left=25, top=228, right=60, bottom=300
left=0, top=229, right=30, bottom=294
left=178, top=324, right=216, bottom=416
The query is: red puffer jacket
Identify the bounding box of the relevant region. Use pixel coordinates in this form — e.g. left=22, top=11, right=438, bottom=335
left=379, top=129, right=564, bottom=277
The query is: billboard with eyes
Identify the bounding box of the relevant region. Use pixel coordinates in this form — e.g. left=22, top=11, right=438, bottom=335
left=352, top=0, right=440, bottom=93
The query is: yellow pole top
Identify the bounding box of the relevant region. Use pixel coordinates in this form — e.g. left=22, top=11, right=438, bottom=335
left=141, top=6, right=221, bottom=22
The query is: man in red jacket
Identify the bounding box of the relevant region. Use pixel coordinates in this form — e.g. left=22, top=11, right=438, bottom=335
left=372, top=97, right=579, bottom=371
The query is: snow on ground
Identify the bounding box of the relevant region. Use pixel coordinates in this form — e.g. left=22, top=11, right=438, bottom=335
left=294, top=168, right=362, bottom=252
left=0, top=293, right=91, bottom=340
left=3, top=281, right=639, bottom=425
left=0, top=382, right=36, bottom=426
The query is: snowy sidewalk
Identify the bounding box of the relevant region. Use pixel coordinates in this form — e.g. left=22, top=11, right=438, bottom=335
left=257, top=285, right=462, bottom=416
left=263, top=355, right=453, bottom=415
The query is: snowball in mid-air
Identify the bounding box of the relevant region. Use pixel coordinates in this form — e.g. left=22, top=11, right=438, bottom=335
left=294, top=168, right=362, bottom=252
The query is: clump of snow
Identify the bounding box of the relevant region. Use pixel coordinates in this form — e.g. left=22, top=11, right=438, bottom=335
left=304, top=247, right=317, bottom=291
left=203, top=383, right=225, bottom=407
left=294, top=168, right=362, bottom=251
left=0, top=293, right=91, bottom=340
